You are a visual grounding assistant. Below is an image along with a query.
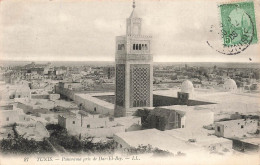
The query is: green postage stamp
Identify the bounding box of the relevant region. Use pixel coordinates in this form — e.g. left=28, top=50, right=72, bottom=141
left=219, top=1, right=258, bottom=47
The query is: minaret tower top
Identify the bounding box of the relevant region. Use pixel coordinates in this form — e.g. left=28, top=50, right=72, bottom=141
left=127, top=0, right=142, bottom=35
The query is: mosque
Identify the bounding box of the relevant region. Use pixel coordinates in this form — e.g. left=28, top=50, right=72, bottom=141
left=55, top=1, right=259, bottom=155
left=72, top=1, right=256, bottom=121
left=63, top=0, right=256, bottom=133
left=112, top=1, right=240, bottom=118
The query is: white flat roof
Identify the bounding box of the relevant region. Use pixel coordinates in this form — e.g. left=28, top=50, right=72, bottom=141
left=88, top=92, right=114, bottom=97
left=154, top=89, right=260, bottom=114
left=158, top=105, right=213, bottom=114
left=115, top=129, right=201, bottom=153
left=164, top=128, right=231, bottom=146
left=153, top=89, right=178, bottom=97
left=196, top=92, right=260, bottom=105
left=153, top=88, right=260, bottom=104
left=115, top=128, right=232, bottom=155
left=215, top=119, right=257, bottom=125
left=75, top=93, right=114, bottom=109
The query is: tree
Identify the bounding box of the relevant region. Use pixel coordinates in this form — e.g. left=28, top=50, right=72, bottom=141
left=0, top=136, right=54, bottom=154
left=124, top=144, right=173, bottom=157
left=81, top=137, right=116, bottom=154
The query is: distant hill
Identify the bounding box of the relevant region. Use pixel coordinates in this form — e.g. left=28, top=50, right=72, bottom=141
left=0, top=60, right=259, bottom=69
left=153, top=62, right=260, bottom=69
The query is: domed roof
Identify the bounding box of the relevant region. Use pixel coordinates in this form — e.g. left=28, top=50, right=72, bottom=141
left=223, top=78, right=237, bottom=91
left=181, top=80, right=194, bottom=93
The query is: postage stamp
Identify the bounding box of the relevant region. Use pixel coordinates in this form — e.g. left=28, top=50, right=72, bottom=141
left=219, top=1, right=258, bottom=47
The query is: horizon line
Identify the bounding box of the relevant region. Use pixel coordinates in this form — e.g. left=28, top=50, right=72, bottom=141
left=0, top=60, right=259, bottom=64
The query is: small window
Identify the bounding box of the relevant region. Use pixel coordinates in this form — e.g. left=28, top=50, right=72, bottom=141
left=136, top=100, right=140, bottom=107
left=72, top=121, right=75, bottom=124
left=140, top=100, right=143, bottom=107
left=133, top=101, right=137, bottom=107
left=118, top=44, right=125, bottom=50
left=87, top=124, right=90, bottom=128
left=133, top=44, right=135, bottom=50
left=217, top=126, right=220, bottom=132
left=6, top=117, right=9, bottom=121
left=120, top=144, right=122, bottom=148
left=94, top=107, right=96, bottom=112
left=182, top=125, right=184, bottom=128
left=238, top=123, right=240, bottom=125
left=241, top=125, right=244, bottom=129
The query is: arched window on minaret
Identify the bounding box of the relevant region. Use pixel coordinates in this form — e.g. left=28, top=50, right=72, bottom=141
left=133, top=44, right=135, bottom=50
left=135, top=44, right=138, bottom=50
left=139, top=44, right=141, bottom=50
left=145, top=44, right=148, bottom=50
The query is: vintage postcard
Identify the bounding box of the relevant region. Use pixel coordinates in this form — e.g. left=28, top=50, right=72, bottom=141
left=0, top=0, right=259, bottom=165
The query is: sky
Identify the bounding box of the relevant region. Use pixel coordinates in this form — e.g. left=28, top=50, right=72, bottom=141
left=0, top=0, right=259, bottom=63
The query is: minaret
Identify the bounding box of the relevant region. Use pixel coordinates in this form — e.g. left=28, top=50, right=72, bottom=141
left=114, top=0, right=153, bottom=117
